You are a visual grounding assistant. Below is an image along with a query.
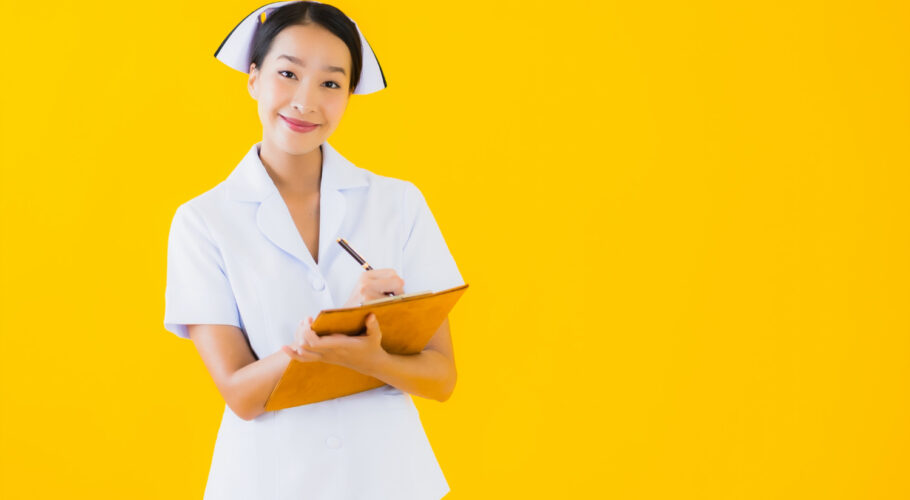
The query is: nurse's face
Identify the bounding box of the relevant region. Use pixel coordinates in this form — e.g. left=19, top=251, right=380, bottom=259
left=248, top=23, right=352, bottom=155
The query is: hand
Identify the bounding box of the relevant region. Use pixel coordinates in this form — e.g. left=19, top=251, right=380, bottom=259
left=280, top=317, right=323, bottom=363
left=342, top=268, right=404, bottom=307
left=282, top=314, right=388, bottom=374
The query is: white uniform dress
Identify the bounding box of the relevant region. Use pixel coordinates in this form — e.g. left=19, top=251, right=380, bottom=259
left=163, top=140, right=463, bottom=500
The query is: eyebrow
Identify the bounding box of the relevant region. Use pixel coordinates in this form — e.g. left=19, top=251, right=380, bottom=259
left=277, top=54, right=347, bottom=75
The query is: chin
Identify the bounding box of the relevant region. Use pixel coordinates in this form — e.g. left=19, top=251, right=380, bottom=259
left=272, top=129, right=324, bottom=154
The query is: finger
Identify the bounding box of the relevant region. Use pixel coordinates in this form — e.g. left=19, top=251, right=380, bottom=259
left=379, top=268, right=402, bottom=285
left=295, top=320, right=305, bottom=346
left=364, top=277, right=402, bottom=297
left=365, top=313, right=381, bottom=337
left=318, top=333, right=355, bottom=347
left=297, top=317, right=315, bottom=348
left=303, top=320, right=322, bottom=349
left=373, top=270, right=404, bottom=294
left=374, top=278, right=404, bottom=296
left=302, top=345, right=323, bottom=360
left=361, top=269, right=384, bottom=282
left=391, top=275, right=404, bottom=295
left=283, top=344, right=303, bottom=357
left=288, top=329, right=306, bottom=353
left=367, top=268, right=396, bottom=280
left=282, top=344, right=322, bottom=362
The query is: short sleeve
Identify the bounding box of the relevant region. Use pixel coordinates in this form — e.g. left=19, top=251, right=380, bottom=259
left=163, top=203, right=241, bottom=339
left=400, top=182, right=464, bottom=294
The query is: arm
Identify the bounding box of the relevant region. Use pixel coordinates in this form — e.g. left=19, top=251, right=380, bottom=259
left=187, top=324, right=292, bottom=421
left=282, top=270, right=458, bottom=402
left=363, top=317, right=457, bottom=402
left=287, top=315, right=458, bottom=403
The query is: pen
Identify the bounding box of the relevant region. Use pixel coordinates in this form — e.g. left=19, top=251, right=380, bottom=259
left=337, top=238, right=396, bottom=297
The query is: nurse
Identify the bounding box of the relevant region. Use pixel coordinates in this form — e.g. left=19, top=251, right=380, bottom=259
left=163, top=2, right=463, bottom=499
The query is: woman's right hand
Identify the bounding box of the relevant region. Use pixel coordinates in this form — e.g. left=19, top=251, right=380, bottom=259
left=342, top=269, right=404, bottom=307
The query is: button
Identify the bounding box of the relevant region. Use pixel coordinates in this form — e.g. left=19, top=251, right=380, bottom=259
left=311, top=276, right=326, bottom=291
left=326, top=436, right=342, bottom=449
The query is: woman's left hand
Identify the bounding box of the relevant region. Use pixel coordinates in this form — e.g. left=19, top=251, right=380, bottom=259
left=282, top=313, right=387, bottom=373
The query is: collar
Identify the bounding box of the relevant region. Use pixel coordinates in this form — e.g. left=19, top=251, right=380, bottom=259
left=224, top=140, right=369, bottom=202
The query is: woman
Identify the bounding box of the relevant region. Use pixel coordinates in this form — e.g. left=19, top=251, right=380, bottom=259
left=163, top=2, right=463, bottom=498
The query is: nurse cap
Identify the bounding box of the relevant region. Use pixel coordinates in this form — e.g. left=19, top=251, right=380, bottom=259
left=214, top=1, right=387, bottom=94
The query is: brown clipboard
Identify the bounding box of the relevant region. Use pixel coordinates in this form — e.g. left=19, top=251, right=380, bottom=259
left=264, top=283, right=469, bottom=411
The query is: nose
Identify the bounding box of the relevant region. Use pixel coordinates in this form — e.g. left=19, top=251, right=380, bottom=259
left=291, top=78, right=321, bottom=114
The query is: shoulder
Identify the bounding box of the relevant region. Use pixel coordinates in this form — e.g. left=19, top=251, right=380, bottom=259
left=364, top=169, right=421, bottom=199
left=328, top=143, right=415, bottom=195
left=365, top=171, right=433, bottom=232
left=345, top=159, right=427, bottom=212
left=168, top=181, right=232, bottom=234
left=171, top=142, right=257, bottom=221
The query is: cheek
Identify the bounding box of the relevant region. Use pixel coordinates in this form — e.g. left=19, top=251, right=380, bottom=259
left=326, top=96, right=349, bottom=122
left=258, top=99, right=276, bottom=127
left=260, top=94, right=286, bottom=126
left=259, top=81, right=285, bottom=111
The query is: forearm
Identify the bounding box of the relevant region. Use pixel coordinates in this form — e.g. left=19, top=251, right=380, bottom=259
left=363, top=349, right=456, bottom=402
left=227, top=349, right=292, bottom=421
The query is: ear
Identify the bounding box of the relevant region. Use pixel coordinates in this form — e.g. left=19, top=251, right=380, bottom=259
left=248, top=63, right=259, bottom=100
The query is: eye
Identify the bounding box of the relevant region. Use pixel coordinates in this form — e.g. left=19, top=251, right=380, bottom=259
left=323, top=81, right=341, bottom=89
left=279, top=70, right=296, bottom=79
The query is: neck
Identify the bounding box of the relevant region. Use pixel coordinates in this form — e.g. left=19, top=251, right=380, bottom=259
left=258, top=137, right=323, bottom=198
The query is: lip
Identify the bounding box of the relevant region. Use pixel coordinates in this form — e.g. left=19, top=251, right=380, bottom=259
left=280, top=114, right=320, bottom=133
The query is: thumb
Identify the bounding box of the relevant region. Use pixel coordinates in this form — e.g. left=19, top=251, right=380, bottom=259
left=365, top=313, right=380, bottom=335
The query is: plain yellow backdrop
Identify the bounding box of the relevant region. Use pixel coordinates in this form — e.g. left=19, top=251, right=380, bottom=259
left=1, top=0, right=909, bottom=498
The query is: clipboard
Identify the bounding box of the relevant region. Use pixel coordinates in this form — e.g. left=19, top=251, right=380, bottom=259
left=264, top=283, right=469, bottom=411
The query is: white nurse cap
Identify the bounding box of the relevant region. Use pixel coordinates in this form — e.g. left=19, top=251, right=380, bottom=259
left=214, top=1, right=387, bottom=94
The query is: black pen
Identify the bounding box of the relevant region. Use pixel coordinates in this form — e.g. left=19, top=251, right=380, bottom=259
left=337, top=238, right=395, bottom=296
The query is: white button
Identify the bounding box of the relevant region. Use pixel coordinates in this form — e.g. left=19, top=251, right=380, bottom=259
left=326, top=436, right=342, bottom=449
left=311, top=276, right=326, bottom=291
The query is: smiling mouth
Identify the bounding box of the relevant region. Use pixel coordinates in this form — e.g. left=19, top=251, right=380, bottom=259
left=279, top=114, right=319, bottom=127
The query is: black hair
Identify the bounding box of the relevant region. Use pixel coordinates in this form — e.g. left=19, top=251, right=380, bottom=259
left=249, top=2, right=363, bottom=93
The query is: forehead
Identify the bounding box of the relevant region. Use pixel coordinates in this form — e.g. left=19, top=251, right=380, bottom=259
left=267, top=24, right=352, bottom=68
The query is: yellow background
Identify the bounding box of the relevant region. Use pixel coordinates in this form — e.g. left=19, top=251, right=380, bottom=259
left=1, top=0, right=908, bottom=498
